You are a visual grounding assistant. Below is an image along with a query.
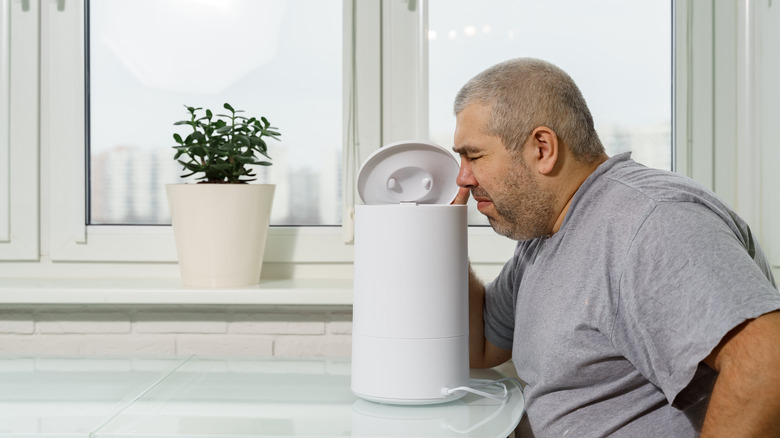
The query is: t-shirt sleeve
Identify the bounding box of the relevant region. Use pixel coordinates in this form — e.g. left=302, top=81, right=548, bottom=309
left=612, top=201, right=780, bottom=408
left=483, top=243, right=524, bottom=351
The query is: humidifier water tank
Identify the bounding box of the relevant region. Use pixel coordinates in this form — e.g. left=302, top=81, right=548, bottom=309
left=351, top=140, right=469, bottom=405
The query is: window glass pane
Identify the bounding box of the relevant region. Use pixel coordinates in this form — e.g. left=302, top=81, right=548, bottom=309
left=428, top=0, right=671, bottom=224
left=88, top=0, right=343, bottom=225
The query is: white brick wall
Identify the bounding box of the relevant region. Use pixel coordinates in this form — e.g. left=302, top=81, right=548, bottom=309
left=0, top=306, right=353, bottom=358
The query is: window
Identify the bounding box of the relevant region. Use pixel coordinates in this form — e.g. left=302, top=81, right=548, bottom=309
left=13, top=1, right=767, bottom=278
left=39, top=0, right=378, bottom=266
left=88, top=0, right=343, bottom=226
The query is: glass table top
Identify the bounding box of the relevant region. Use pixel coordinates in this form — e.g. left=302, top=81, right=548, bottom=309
left=0, top=356, right=524, bottom=437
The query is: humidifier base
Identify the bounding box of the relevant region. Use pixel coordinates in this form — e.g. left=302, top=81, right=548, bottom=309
left=352, top=391, right=465, bottom=406
left=351, top=334, right=469, bottom=405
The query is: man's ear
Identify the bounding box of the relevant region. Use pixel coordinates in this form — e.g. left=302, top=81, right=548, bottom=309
left=529, top=126, right=559, bottom=175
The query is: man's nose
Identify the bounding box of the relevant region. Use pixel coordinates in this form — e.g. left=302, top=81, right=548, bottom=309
left=456, top=158, right=478, bottom=188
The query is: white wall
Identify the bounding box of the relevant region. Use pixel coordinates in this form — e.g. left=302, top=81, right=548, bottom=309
left=0, top=306, right=352, bottom=358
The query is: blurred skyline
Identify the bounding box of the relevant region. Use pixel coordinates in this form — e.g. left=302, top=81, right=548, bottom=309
left=90, top=121, right=668, bottom=226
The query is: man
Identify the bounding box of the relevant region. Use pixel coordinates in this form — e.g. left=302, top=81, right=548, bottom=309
left=451, top=58, right=780, bottom=437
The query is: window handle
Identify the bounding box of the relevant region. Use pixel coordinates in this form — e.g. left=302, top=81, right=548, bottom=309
left=19, top=0, right=29, bottom=12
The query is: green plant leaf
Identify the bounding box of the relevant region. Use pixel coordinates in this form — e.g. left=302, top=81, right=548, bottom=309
left=178, top=160, right=202, bottom=172
left=210, top=151, right=227, bottom=158
left=234, top=135, right=251, bottom=147
left=173, top=103, right=280, bottom=181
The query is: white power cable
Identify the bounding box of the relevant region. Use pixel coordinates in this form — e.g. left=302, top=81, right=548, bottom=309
left=441, top=377, right=524, bottom=434
left=441, top=377, right=521, bottom=402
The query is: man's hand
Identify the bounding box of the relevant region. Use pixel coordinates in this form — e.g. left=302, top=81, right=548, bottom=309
left=452, top=187, right=470, bottom=205
left=701, top=310, right=780, bottom=437
left=467, top=264, right=512, bottom=369
left=455, top=187, right=513, bottom=368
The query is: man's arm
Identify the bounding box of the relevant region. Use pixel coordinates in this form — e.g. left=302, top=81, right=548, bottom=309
left=701, top=310, right=780, bottom=437
left=468, top=265, right=512, bottom=368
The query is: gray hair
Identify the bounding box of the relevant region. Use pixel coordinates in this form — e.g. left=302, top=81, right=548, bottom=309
left=454, top=58, right=604, bottom=163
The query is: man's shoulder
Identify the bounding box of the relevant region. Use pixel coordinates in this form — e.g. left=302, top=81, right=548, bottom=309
left=599, top=158, right=707, bottom=204
left=565, top=157, right=744, bottom=254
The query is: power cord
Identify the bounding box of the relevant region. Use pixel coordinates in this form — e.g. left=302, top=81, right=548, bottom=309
left=441, top=377, right=521, bottom=402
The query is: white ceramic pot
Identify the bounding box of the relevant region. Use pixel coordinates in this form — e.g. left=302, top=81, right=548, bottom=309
left=166, top=184, right=275, bottom=287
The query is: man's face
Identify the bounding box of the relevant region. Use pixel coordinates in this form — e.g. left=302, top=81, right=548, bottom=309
left=453, top=104, right=555, bottom=241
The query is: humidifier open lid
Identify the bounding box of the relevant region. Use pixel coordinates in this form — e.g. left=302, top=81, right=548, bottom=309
left=357, top=140, right=460, bottom=205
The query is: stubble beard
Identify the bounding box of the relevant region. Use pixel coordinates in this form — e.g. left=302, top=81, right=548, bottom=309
left=474, top=160, right=556, bottom=241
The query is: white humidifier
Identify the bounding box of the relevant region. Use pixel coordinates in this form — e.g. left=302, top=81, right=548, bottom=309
left=351, top=140, right=469, bottom=405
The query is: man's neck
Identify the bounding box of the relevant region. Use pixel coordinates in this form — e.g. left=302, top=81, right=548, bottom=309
left=550, top=154, right=609, bottom=234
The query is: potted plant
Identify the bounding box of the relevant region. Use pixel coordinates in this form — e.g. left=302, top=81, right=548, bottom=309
left=166, top=103, right=281, bottom=287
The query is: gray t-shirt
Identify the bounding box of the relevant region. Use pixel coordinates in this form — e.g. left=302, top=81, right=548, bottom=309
left=484, top=153, right=779, bottom=437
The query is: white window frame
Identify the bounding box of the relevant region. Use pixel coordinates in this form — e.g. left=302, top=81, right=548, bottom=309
left=0, top=0, right=38, bottom=261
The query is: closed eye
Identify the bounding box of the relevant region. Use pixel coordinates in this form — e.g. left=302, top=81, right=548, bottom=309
left=452, top=145, right=483, bottom=160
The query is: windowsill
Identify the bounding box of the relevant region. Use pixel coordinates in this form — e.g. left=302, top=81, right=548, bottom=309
left=0, top=278, right=353, bottom=306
